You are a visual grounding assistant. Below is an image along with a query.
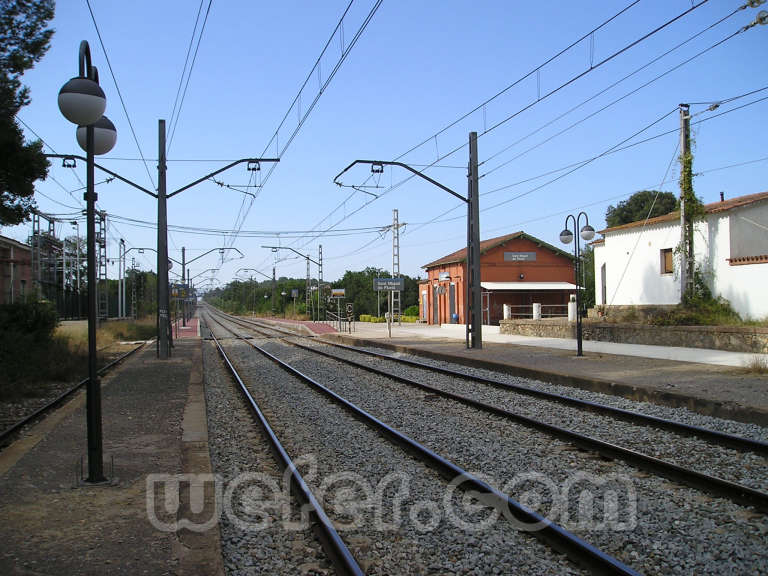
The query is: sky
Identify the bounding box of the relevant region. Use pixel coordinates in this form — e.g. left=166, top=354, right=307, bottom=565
left=4, top=0, right=767, bottom=291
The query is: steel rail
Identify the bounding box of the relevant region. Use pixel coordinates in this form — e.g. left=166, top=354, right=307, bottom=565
left=208, top=307, right=768, bottom=457
left=285, top=338, right=768, bottom=514
left=206, top=313, right=640, bottom=576
left=0, top=340, right=148, bottom=447
left=315, top=338, right=768, bottom=456
left=202, top=313, right=364, bottom=576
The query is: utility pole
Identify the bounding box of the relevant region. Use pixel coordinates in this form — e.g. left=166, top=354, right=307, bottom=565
left=305, top=256, right=311, bottom=320
left=678, top=103, right=692, bottom=301
left=181, top=247, right=186, bottom=327
left=392, top=209, right=402, bottom=324
left=157, top=120, right=170, bottom=358
left=467, top=132, right=482, bottom=349
left=271, top=266, right=276, bottom=316
left=318, top=244, right=323, bottom=322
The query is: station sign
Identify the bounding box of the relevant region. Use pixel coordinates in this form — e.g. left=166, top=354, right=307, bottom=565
left=504, top=251, right=537, bottom=262
left=373, top=277, right=405, bottom=291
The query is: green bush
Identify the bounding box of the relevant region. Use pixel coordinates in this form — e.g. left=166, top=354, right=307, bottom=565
left=0, top=301, right=61, bottom=399
left=403, top=305, right=419, bottom=316
left=650, top=295, right=741, bottom=326
left=0, top=300, right=58, bottom=341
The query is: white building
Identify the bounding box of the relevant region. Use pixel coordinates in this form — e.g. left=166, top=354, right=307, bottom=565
left=593, top=191, right=768, bottom=320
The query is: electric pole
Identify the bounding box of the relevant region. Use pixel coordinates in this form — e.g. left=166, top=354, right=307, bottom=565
left=679, top=103, right=693, bottom=301
left=468, top=132, right=482, bottom=349
left=318, top=244, right=323, bottom=321
left=157, top=120, right=170, bottom=357
left=391, top=209, right=403, bottom=324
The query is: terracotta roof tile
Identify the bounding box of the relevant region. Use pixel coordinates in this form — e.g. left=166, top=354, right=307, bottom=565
left=422, top=231, right=573, bottom=269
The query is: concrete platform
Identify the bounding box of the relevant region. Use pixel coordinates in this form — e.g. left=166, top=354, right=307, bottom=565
left=0, top=338, right=222, bottom=575
left=319, top=321, right=768, bottom=426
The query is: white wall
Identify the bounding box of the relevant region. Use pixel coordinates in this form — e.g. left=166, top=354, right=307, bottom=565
left=595, top=202, right=768, bottom=319
left=594, top=222, right=681, bottom=307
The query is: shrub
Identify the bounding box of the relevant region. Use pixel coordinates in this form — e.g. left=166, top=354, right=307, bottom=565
left=650, top=295, right=741, bottom=326
left=0, top=301, right=60, bottom=399
left=403, top=305, right=419, bottom=317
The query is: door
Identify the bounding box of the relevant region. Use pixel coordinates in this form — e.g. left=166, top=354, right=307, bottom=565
left=600, top=263, right=607, bottom=305
left=449, top=283, right=456, bottom=322
left=432, top=285, right=439, bottom=324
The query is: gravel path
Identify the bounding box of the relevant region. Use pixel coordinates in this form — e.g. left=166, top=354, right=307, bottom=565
left=205, top=315, right=588, bottom=575
left=295, top=339, right=768, bottom=492
left=259, top=338, right=768, bottom=576
left=204, top=337, right=335, bottom=575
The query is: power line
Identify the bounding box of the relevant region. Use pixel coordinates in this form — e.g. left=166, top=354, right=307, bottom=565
left=167, top=0, right=206, bottom=150
left=298, top=0, right=712, bottom=250
left=85, top=0, right=156, bottom=190
left=225, top=0, right=383, bottom=251
left=167, top=0, right=215, bottom=154
left=480, top=10, right=746, bottom=178
left=392, top=0, right=643, bottom=164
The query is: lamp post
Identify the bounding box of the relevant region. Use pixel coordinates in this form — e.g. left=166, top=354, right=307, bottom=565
left=559, top=212, right=595, bottom=357
left=260, top=246, right=320, bottom=321
left=334, top=132, right=482, bottom=349
left=57, top=40, right=117, bottom=483
left=236, top=268, right=271, bottom=317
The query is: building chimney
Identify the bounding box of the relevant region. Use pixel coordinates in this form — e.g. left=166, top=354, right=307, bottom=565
left=720, top=191, right=725, bottom=202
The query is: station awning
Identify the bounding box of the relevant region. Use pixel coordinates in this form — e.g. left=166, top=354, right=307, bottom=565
left=481, top=282, right=576, bottom=291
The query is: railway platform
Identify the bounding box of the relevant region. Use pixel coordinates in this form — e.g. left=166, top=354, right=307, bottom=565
left=0, top=337, right=222, bottom=575
left=293, top=320, right=768, bottom=426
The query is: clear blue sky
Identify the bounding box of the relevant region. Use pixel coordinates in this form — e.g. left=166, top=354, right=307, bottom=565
left=4, top=0, right=767, bottom=289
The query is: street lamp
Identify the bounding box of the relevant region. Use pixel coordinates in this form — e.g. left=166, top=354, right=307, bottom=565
left=261, top=246, right=320, bottom=321
left=559, top=212, right=595, bottom=357
left=56, top=40, right=117, bottom=483
left=334, top=132, right=482, bottom=349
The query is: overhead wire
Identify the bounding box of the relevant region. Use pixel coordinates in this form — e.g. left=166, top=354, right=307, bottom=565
left=225, top=0, right=383, bottom=252
left=167, top=0, right=215, bottom=154
left=297, top=0, right=714, bottom=250
left=84, top=0, right=156, bottom=190
left=480, top=9, right=747, bottom=178
left=167, top=0, right=206, bottom=151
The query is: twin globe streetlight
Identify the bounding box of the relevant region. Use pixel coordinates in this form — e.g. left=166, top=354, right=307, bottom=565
left=56, top=40, right=117, bottom=483
left=559, top=212, right=595, bottom=357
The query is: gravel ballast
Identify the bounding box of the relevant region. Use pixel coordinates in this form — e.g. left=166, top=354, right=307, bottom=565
left=205, top=315, right=588, bottom=575
left=260, top=337, right=768, bottom=575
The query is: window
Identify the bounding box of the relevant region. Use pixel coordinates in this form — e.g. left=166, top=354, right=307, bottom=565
left=660, top=248, right=673, bottom=274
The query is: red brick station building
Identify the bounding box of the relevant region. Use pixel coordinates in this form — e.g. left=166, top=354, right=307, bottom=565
left=419, top=231, right=576, bottom=325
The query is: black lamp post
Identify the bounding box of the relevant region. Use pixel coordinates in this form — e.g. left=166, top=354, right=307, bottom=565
left=559, top=212, right=595, bottom=357
left=57, top=41, right=117, bottom=483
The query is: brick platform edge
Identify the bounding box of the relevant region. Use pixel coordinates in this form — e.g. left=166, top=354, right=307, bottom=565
left=328, top=335, right=768, bottom=427
left=174, top=340, right=225, bottom=576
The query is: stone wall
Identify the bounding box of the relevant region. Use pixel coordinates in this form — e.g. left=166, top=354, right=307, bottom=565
left=499, top=319, right=768, bottom=353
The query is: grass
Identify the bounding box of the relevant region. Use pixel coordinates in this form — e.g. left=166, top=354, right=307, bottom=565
left=743, top=356, right=768, bottom=375
left=0, top=318, right=157, bottom=401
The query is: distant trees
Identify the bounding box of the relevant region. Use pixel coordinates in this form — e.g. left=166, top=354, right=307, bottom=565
left=605, top=190, right=677, bottom=228
left=330, top=267, right=419, bottom=318
left=0, top=0, right=55, bottom=225
left=204, top=267, right=422, bottom=320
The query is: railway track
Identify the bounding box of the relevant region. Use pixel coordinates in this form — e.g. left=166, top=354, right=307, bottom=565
left=202, top=310, right=638, bottom=575
left=0, top=341, right=147, bottom=448
left=202, top=306, right=768, bottom=574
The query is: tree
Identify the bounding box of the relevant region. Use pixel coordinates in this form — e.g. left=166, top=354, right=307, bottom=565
left=0, top=0, right=54, bottom=226
left=605, top=190, right=677, bottom=228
